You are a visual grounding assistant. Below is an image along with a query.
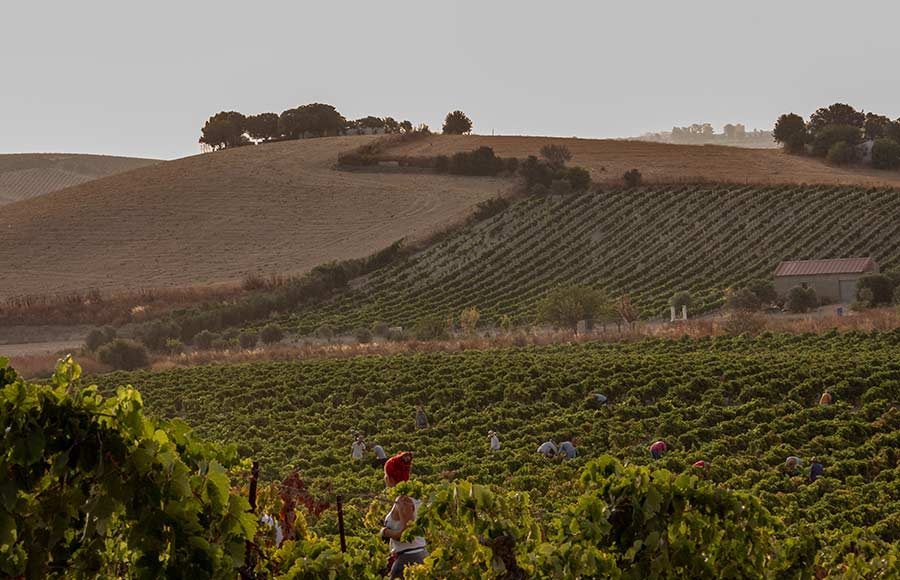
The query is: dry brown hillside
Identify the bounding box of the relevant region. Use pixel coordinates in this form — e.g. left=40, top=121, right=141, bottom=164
left=385, top=135, right=900, bottom=186
left=0, top=136, right=507, bottom=298
left=0, top=153, right=158, bottom=205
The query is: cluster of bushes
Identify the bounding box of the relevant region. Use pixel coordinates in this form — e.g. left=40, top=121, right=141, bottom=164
left=520, top=145, right=592, bottom=194
left=199, top=102, right=420, bottom=151
left=434, top=146, right=518, bottom=176
left=774, top=103, right=900, bottom=169
left=725, top=279, right=778, bottom=312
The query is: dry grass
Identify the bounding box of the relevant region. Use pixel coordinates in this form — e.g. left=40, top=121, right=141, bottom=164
left=0, top=136, right=508, bottom=298
left=9, top=308, right=895, bottom=379
left=0, top=284, right=245, bottom=327
left=0, top=153, right=158, bottom=205
left=146, top=308, right=899, bottom=371
left=385, top=134, right=900, bottom=187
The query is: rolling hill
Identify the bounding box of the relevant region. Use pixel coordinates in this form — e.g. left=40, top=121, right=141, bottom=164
left=384, top=134, right=900, bottom=187
left=0, top=137, right=508, bottom=298
left=4, top=134, right=899, bottom=302
left=276, top=184, right=900, bottom=333
left=0, top=153, right=158, bottom=205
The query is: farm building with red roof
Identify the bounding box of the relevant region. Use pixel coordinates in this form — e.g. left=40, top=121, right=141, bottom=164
left=773, top=258, right=879, bottom=303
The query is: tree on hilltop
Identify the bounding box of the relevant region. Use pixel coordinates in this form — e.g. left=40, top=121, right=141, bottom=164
left=199, top=111, right=247, bottom=150
left=773, top=113, right=809, bottom=154
left=443, top=110, right=473, bottom=135
left=808, top=103, right=865, bottom=135
left=278, top=103, right=346, bottom=139
left=245, top=112, right=279, bottom=142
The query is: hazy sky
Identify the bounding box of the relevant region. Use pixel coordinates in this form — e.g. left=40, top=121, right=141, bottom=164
left=3, top=1, right=898, bottom=160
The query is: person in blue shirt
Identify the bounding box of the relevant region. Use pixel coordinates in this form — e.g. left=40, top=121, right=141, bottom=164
left=809, top=457, right=825, bottom=482
left=558, top=441, right=577, bottom=460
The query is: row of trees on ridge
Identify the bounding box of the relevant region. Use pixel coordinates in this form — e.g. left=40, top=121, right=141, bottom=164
left=774, top=103, right=900, bottom=169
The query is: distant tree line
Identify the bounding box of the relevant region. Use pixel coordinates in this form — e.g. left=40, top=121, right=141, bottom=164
left=774, top=103, right=900, bottom=169
left=638, top=123, right=775, bottom=148
left=198, top=103, right=419, bottom=151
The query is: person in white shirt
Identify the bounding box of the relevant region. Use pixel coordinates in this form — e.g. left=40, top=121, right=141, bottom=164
left=537, top=440, right=558, bottom=458
left=488, top=431, right=500, bottom=452
left=380, top=452, right=427, bottom=578
left=351, top=435, right=366, bottom=461
left=371, top=444, right=388, bottom=468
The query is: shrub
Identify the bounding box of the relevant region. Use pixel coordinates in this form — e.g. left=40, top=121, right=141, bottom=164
left=785, top=286, right=818, bottom=313
left=812, top=124, right=862, bottom=157
left=746, top=279, right=778, bottom=305
left=459, top=307, right=480, bottom=336
left=442, top=110, right=473, bottom=134
left=193, top=330, right=218, bottom=350
left=670, top=291, right=694, bottom=311
left=726, top=287, right=762, bottom=312
left=238, top=331, right=258, bottom=349
left=85, top=326, right=117, bottom=352
left=164, top=338, right=184, bottom=355
left=550, top=179, right=572, bottom=196
left=540, top=144, right=572, bottom=168
left=519, top=155, right=555, bottom=189
left=434, top=155, right=450, bottom=173
left=623, top=168, right=642, bottom=187
left=449, top=146, right=505, bottom=176
left=222, top=328, right=240, bottom=341
left=529, top=183, right=549, bottom=196
left=871, top=138, right=900, bottom=170
left=315, top=324, right=336, bottom=342
left=504, top=157, right=519, bottom=174
left=538, top=286, right=614, bottom=334
left=260, top=323, right=285, bottom=345
left=354, top=328, right=372, bottom=344
left=894, top=285, right=900, bottom=305
left=371, top=321, right=390, bottom=337
left=565, top=166, right=591, bottom=191
left=97, top=339, right=150, bottom=371
left=136, top=319, right=182, bottom=352
left=826, top=141, right=855, bottom=165
left=210, top=338, right=231, bottom=350
left=856, top=274, right=895, bottom=306
left=413, top=316, right=449, bottom=341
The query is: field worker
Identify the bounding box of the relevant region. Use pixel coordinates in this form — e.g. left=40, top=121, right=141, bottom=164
left=692, top=460, right=711, bottom=478
left=351, top=435, right=367, bottom=461
left=650, top=440, right=667, bottom=460
left=537, top=440, right=558, bottom=458
left=809, top=457, right=825, bottom=482
left=260, top=513, right=284, bottom=546
left=381, top=452, right=427, bottom=578
left=488, top=431, right=500, bottom=452
left=559, top=441, right=577, bottom=460
left=372, top=444, right=388, bottom=468
left=785, top=456, right=803, bottom=473
left=415, top=405, right=429, bottom=429
left=819, top=392, right=833, bottom=405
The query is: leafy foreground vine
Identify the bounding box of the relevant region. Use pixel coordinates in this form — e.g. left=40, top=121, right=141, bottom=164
left=4, top=355, right=900, bottom=578
left=0, top=356, right=255, bottom=578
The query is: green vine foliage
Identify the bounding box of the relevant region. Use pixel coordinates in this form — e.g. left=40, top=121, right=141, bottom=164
left=0, top=355, right=256, bottom=578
